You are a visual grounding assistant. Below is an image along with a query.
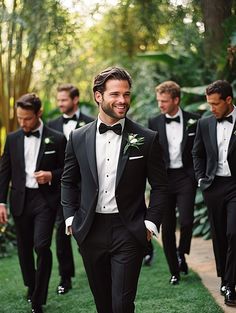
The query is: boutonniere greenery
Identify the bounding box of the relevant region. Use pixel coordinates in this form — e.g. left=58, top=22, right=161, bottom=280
left=234, top=130, right=236, bottom=136
left=78, top=121, right=86, bottom=127
left=123, top=133, right=145, bottom=154
left=186, top=118, right=197, bottom=130
left=44, top=137, right=53, bottom=145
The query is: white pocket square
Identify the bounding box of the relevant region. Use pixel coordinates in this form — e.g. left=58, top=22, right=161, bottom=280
left=44, top=150, right=56, bottom=154
left=129, top=155, right=144, bottom=160
left=188, top=133, right=195, bottom=136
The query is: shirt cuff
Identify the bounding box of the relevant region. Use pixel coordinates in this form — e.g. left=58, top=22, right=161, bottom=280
left=198, top=178, right=204, bottom=187
left=144, top=220, right=158, bottom=237
left=65, top=216, right=74, bottom=235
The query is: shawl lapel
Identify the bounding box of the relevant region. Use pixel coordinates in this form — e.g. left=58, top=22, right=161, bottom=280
left=85, top=121, right=98, bottom=186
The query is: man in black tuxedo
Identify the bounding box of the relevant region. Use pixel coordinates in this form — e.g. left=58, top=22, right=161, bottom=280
left=192, top=80, right=236, bottom=306
left=61, top=67, right=168, bottom=313
left=148, top=81, right=199, bottom=284
left=48, top=84, right=93, bottom=294
left=0, top=93, right=66, bottom=313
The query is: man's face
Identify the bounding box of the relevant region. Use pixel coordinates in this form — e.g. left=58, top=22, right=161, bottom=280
left=17, top=107, right=41, bottom=133
left=206, top=93, right=233, bottom=119
left=157, top=92, right=179, bottom=116
left=57, top=91, right=78, bottom=115
left=95, top=79, right=131, bottom=124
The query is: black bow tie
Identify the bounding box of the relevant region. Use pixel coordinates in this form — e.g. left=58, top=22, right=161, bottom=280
left=24, top=130, right=40, bottom=138
left=63, top=115, right=77, bottom=124
left=217, top=115, right=233, bottom=123
left=99, top=123, right=122, bottom=135
left=165, top=116, right=180, bottom=124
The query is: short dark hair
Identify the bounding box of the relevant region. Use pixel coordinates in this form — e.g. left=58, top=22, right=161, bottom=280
left=206, top=80, right=233, bottom=100
left=93, top=67, right=132, bottom=95
left=155, top=81, right=181, bottom=99
left=57, top=84, right=80, bottom=99
left=16, top=93, right=41, bottom=114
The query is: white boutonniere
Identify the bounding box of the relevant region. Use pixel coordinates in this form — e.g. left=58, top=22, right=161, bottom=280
left=234, top=130, right=236, bottom=136
left=44, top=137, right=53, bottom=144
left=78, top=121, right=86, bottom=127
left=186, top=118, right=197, bottom=130
left=123, top=133, right=145, bottom=154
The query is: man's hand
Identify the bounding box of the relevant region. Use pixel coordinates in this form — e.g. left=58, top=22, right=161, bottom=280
left=147, top=229, right=153, bottom=241
left=67, top=226, right=73, bottom=235
left=34, top=171, right=52, bottom=184
left=0, top=204, right=8, bottom=224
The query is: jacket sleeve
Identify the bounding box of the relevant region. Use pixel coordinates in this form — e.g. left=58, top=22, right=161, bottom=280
left=0, top=136, right=12, bottom=203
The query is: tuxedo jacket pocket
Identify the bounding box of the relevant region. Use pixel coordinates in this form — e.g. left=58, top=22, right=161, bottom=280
left=188, top=132, right=196, bottom=136
left=44, top=150, right=56, bottom=154
left=129, top=155, right=144, bottom=160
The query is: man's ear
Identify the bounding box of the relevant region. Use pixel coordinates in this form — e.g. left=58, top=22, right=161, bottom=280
left=37, top=108, right=43, bottom=118
left=94, top=91, right=102, bottom=104
left=225, top=96, right=232, bottom=105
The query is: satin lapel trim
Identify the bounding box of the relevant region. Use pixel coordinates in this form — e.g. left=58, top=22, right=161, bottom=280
left=181, top=112, right=188, bottom=152
left=115, top=126, right=129, bottom=188
left=86, top=122, right=98, bottom=185
left=159, top=115, right=169, bottom=161
left=36, top=127, right=46, bottom=170
left=18, top=131, right=25, bottom=172
left=228, top=121, right=236, bottom=155
left=209, top=118, right=218, bottom=157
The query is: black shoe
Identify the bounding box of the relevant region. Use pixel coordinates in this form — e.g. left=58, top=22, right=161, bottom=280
left=57, top=278, right=72, bottom=294
left=31, top=304, right=43, bottom=313
left=220, top=284, right=227, bottom=296
left=143, top=254, right=154, bottom=266
left=177, top=252, right=188, bottom=275
left=225, top=287, right=236, bottom=306
left=26, top=288, right=34, bottom=303
left=169, top=275, right=180, bottom=285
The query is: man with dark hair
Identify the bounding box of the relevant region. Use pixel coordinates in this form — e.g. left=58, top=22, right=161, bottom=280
left=61, top=67, right=168, bottom=313
left=48, top=84, right=93, bottom=294
left=0, top=93, right=66, bottom=313
left=148, top=81, right=199, bottom=284
left=193, top=80, right=236, bottom=306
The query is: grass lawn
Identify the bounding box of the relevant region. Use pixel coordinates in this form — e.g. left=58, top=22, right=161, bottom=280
left=0, top=234, right=223, bottom=313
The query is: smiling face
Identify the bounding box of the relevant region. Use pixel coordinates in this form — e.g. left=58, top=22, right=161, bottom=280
left=95, top=79, right=131, bottom=124
left=206, top=93, right=233, bottom=119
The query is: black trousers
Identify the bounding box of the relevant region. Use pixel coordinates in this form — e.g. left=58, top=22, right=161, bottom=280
left=55, top=206, right=75, bottom=280
left=13, top=188, right=56, bottom=305
left=162, top=168, right=196, bottom=275
left=203, top=176, right=236, bottom=285
left=79, top=213, right=145, bottom=313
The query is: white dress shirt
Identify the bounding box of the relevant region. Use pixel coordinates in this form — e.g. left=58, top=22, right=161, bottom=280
left=95, top=117, right=124, bottom=213
left=165, top=108, right=183, bottom=168
left=63, top=110, right=80, bottom=140
left=216, top=107, right=236, bottom=177
left=24, top=120, right=43, bottom=188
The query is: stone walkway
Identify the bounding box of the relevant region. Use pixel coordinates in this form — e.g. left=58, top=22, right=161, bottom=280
left=158, top=234, right=235, bottom=313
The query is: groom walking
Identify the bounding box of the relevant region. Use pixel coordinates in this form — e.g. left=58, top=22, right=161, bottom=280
left=61, top=67, right=168, bottom=313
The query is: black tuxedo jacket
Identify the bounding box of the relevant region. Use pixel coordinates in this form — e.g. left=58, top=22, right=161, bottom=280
left=148, top=110, right=200, bottom=182
left=192, top=115, right=236, bottom=191
left=0, top=125, right=67, bottom=216
left=47, top=112, right=94, bottom=133
left=61, top=118, right=168, bottom=247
